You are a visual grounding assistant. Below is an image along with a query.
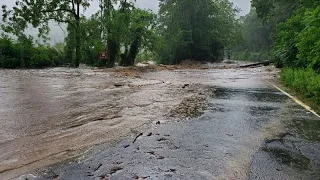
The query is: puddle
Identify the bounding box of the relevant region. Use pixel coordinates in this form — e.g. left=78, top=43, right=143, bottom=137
left=263, top=139, right=312, bottom=170
left=212, top=87, right=287, bottom=102
left=288, top=119, right=320, bottom=142
left=251, top=98, right=320, bottom=180
left=247, top=106, right=278, bottom=116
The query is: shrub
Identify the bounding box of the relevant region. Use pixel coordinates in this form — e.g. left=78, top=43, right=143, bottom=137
left=281, top=68, right=320, bottom=103
left=29, top=49, right=52, bottom=68
left=0, top=37, right=67, bottom=68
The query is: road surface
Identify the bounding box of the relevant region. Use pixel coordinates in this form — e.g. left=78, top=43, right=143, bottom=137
left=0, top=64, right=319, bottom=179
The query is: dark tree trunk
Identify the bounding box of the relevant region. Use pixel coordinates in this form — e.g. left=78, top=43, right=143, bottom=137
left=106, top=39, right=119, bottom=68
left=120, top=33, right=141, bottom=66
left=74, top=1, right=81, bottom=67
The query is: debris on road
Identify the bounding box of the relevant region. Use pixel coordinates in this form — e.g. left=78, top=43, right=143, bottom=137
left=132, top=133, right=143, bottom=143
left=239, top=60, right=272, bottom=68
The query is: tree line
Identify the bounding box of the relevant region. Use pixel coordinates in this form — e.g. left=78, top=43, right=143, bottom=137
left=244, top=0, right=320, bottom=103
left=1, top=0, right=240, bottom=68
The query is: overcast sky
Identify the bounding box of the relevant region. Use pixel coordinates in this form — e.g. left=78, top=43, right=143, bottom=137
left=0, top=0, right=251, bottom=43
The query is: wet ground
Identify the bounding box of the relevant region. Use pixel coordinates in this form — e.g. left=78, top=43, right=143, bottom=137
left=0, top=63, right=319, bottom=179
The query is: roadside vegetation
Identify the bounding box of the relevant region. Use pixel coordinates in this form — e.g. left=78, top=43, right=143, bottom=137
left=230, top=0, right=320, bottom=104
left=281, top=68, right=320, bottom=103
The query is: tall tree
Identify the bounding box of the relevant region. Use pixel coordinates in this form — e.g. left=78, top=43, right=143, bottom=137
left=1, top=0, right=93, bottom=67
left=235, top=9, right=272, bottom=53
left=252, top=0, right=320, bottom=68
left=119, top=9, right=156, bottom=66
left=157, top=0, right=239, bottom=64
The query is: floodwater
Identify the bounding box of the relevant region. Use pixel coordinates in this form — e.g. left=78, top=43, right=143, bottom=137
left=0, top=64, right=319, bottom=179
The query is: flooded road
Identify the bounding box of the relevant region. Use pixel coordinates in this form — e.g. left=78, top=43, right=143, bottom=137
left=0, top=64, right=319, bottom=179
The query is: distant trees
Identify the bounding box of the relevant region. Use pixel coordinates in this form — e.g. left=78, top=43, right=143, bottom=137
left=231, top=9, right=272, bottom=61
left=118, top=9, right=156, bottom=66
left=157, top=0, right=240, bottom=64
left=0, top=35, right=64, bottom=68
left=250, top=0, right=320, bottom=102
left=2, top=0, right=266, bottom=68
left=251, top=0, right=320, bottom=70
left=234, top=0, right=320, bottom=65
left=1, top=0, right=94, bottom=67
left=1, top=0, right=156, bottom=68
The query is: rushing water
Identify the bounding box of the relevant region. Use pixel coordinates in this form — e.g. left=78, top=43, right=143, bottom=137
left=0, top=65, right=291, bottom=179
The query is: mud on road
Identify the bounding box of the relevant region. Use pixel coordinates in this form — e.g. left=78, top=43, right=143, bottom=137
left=1, top=62, right=319, bottom=180
left=0, top=63, right=212, bottom=179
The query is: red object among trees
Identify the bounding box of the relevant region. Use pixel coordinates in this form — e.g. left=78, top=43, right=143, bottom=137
left=99, top=52, right=108, bottom=60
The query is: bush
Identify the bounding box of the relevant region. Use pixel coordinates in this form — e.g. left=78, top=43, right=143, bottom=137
left=281, top=68, right=320, bottom=103
left=273, top=6, right=320, bottom=70
left=0, top=37, right=19, bottom=68
left=0, top=55, right=20, bottom=68
left=29, top=47, right=52, bottom=68
left=0, top=37, right=66, bottom=68
left=296, top=6, right=320, bottom=72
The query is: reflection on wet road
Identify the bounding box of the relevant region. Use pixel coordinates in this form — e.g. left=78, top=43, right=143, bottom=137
left=1, top=66, right=319, bottom=180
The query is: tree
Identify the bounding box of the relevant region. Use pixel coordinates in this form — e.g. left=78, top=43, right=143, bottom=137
left=119, top=9, right=156, bottom=66
left=296, top=6, right=320, bottom=71
left=157, top=0, right=239, bottom=64
left=232, top=8, right=272, bottom=61
left=1, top=0, right=93, bottom=67
left=97, top=0, right=155, bottom=67
left=252, top=0, right=320, bottom=68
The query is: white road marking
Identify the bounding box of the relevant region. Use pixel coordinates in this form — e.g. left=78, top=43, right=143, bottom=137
left=267, top=81, right=320, bottom=119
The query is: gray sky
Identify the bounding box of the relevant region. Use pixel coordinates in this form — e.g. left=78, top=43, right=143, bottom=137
left=85, top=0, right=251, bottom=16
left=1, top=0, right=251, bottom=43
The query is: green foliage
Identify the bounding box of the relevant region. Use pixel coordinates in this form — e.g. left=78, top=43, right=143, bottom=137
left=272, top=5, right=320, bottom=69
left=64, top=15, right=106, bottom=66
left=29, top=46, right=52, bottom=68
left=251, top=0, right=320, bottom=70
left=95, top=1, right=157, bottom=67
left=119, top=9, right=156, bottom=66
left=272, top=10, right=305, bottom=68
left=0, top=36, right=18, bottom=68
left=102, top=0, right=134, bottom=67
left=296, top=7, right=320, bottom=71
left=251, top=0, right=320, bottom=105
left=281, top=68, right=320, bottom=102
left=0, top=36, right=65, bottom=68
left=232, top=9, right=272, bottom=61
left=157, top=0, right=240, bottom=64
left=2, top=0, right=94, bottom=67
left=252, top=0, right=300, bottom=24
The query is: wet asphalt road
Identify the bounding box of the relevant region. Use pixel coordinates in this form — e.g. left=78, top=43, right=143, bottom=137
left=1, top=66, right=320, bottom=180
left=24, top=82, right=320, bottom=179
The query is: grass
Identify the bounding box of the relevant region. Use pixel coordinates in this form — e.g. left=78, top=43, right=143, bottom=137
left=281, top=68, right=320, bottom=104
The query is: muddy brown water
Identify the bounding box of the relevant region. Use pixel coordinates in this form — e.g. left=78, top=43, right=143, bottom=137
left=0, top=67, right=182, bottom=179
left=1, top=65, right=319, bottom=179
left=0, top=66, right=220, bottom=179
